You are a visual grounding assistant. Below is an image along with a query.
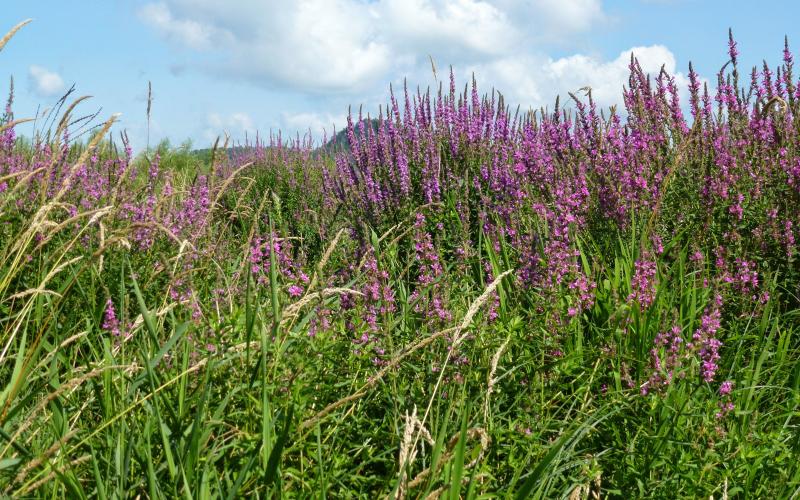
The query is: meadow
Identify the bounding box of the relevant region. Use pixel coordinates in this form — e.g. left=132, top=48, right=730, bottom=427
left=1, top=19, right=799, bottom=498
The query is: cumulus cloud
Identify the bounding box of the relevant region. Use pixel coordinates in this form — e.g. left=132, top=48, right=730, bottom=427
left=203, top=112, right=256, bottom=142
left=466, top=45, right=687, bottom=111
left=140, top=0, right=688, bottom=138
left=281, top=111, right=345, bottom=141
left=138, top=3, right=233, bottom=50
left=139, top=0, right=393, bottom=93
left=461, top=45, right=688, bottom=115
left=139, top=0, right=609, bottom=94
left=380, top=0, right=518, bottom=58
left=530, top=0, right=605, bottom=34
left=28, top=65, right=64, bottom=97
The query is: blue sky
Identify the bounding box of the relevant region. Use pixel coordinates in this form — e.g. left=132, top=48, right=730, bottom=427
left=2, top=0, right=799, bottom=151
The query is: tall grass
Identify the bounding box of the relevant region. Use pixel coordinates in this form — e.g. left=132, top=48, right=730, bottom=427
left=1, top=20, right=799, bottom=498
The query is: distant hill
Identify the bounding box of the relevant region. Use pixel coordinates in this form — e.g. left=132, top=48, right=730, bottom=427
left=189, top=118, right=382, bottom=159
left=317, top=118, right=380, bottom=154
left=189, top=145, right=258, bottom=162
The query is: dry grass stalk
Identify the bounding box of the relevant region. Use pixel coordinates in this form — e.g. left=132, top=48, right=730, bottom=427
left=236, top=188, right=273, bottom=281
left=403, top=269, right=512, bottom=489
left=231, top=177, right=256, bottom=214
left=0, top=117, right=33, bottom=134
left=760, top=95, right=789, bottom=119
left=35, top=205, right=113, bottom=249
left=0, top=365, right=133, bottom=455
left=61, top=356, right=212, bottom=460
left=380, top=202, right=443, bottom=245
left=452, top=269, right=513, bottom=347
left=17, top=454, right=91, bottom=496
left=32, top=332, right=88, bottom=373
left=645, top=117, right=700, bottom=236
left=0, top=166, right=47, bottom=214
left=0, top=19, right=32, bottom=53
left=593, top=473, right=602, bottom=499
left=209, top=136, right=221, bottom=174
left=98, top=221, right=106, bottom=271
left=146, top=81, right=152, bottom=149
left=394, top=406, right=437, bottom=498
left=4, top=210, right=112, bottom=338
left=109, top=155, right=135, bottom=206
left=1, top=222, right=93, bottom=366
left=301, top=269, right=512, bottom=432
left=354, top=203, right=443, bottom=275
left=395, top=405, right=421, bottom=500
left=569, top=483, right=589, bottom=500
left=299, top=325, right=459, bottom=432
left=10, top=429, right=77, bottom=488
left=54, top=95, right=93, bottom=139
left=54, top=113, right=119, bottom=201
left=717, top=477, right=728, bottom=500
left=207, top=161, right=253, bottom=216
left=281, top=287, right=363, bottom=326
left=123, top=220, right=189, bottom=247
left=123, top=302, right=178, bottom=344
left=405, top=427, right=490, bottom=492
left=306, top=228, right=346, bottom=292
left=6, top=288, right=62, bottom=301
left=0, top=168, right=35, bottom=185
left=164, top=238, right=198, bottom=291
left=483, top=336, right=511, bottom=423
left=92, top=235, right=131, bottom=257
left=1, top=201, right=71, bottom=266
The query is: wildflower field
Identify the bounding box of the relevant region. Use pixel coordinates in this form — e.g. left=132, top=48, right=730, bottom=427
left=1, top=19, right=800, bottom=498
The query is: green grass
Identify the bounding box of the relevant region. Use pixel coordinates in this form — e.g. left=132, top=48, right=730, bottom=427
left=1, top=21, right=800, bottom=498
left=1, top=151, right=798, bottom=497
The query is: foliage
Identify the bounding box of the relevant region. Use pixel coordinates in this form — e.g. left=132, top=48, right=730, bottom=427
left=1, top=23, right=799, bottom=498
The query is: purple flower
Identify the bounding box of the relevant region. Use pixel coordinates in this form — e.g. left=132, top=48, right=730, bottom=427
left=691, top=300, right=723, bottom=383
left=102, top=298, right=121, bottom=337
left=628, top=258, right=657, bottom=309
left=728, top=29, right=739, bottom=65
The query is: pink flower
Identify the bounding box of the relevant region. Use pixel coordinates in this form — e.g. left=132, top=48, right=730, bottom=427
left=102, top=298, right=121, bottom=337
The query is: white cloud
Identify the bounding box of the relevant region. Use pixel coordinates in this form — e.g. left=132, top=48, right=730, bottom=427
left=530, top=0, right=605, bottom=33
left=491, top=0, right=605, bottom=41
left=463, top=44, right=687, bottom=112
left=281, top=111, right=345, bottom=142
left=139, top=0, right=611, bottom=94
left=548, top=45, right=685, bottom=106
left=140, top=0, right=689, bottom=140
left=140, top=0, right=393, bottom=93
left=28, top=65, right=64, bottom=97
left=381, top=0, right=518, bottom=58
left=203, top=112, right=256, bottom=142
left=138, top=3, right=233, bottom=50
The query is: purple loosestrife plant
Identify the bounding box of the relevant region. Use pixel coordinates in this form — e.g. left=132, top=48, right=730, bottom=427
left=690, top=294, right=724, bottom=383
left=249, top=233, right=308, bottom=298
left=409, top=213, right=451, bottom=324
left=102, top=298, right=122, bottom=337
left=642, top=325, right=685, bottom=395
left=628, top=257, right=658, bottom=310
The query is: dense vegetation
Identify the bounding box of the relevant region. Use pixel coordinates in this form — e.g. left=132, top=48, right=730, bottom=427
left=1, top=21, right=799, bottom=498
